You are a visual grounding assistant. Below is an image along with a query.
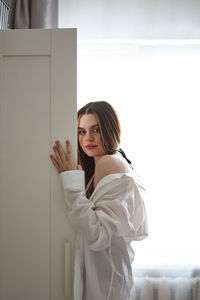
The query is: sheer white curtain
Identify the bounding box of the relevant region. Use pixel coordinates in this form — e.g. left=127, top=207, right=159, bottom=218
left=76, top=40, right=200, bottom=267
left=58, top=0, right=200, bottom=270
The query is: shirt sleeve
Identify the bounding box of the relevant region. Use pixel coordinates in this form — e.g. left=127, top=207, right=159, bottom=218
left=60, top=170, right=148, bottom=251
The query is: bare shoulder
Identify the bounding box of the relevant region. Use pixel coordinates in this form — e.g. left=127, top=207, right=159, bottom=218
left=94, top=154, right=131, bottom=187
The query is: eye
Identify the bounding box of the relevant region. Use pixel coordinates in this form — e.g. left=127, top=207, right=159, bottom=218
left=92, top=127, right=100, bottom=133
left=78, top=130, right=86, bottom=135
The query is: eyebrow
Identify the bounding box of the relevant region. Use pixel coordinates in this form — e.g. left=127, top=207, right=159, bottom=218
left=78, top=124, right=99, bottom=130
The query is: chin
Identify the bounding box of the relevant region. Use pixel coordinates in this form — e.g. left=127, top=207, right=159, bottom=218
left=85, top=149, right=102, bottom=158
left=83, top=149, right=96, bottom=157
left=86, top=152, right=94, bottom=157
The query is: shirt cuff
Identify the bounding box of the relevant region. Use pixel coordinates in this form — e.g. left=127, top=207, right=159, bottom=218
left=59, top=170, right=85, bottom=192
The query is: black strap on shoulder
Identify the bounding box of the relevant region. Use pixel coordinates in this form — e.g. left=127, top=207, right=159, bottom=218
left=117, top=148, right=133, bottom=169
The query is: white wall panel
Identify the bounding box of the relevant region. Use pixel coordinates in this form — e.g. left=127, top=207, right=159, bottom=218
left=0, top=28, right=77, bottom=300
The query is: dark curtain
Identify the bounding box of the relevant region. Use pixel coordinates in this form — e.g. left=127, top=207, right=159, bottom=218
left=8, top=0, right=58, bottom=29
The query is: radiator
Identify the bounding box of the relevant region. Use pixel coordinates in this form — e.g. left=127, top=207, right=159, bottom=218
left=0, top=0, right=10, bottom=29
left=132, top=276, right=200, bottom=300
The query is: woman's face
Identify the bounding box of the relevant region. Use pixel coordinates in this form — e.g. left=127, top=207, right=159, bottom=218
left=78, top=114, right=106, bottom=160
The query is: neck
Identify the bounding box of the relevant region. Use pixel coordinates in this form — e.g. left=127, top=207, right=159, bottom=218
left=94, top=155, right=102, bottom=164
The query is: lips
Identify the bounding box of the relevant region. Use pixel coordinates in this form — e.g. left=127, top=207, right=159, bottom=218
left=86, top=145, right=97, bottom=150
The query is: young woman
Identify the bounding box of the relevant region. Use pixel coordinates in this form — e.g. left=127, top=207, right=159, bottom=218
left=50, top=101, right=148, bottom=300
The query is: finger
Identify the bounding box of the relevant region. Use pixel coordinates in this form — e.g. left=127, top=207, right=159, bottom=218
left=66, top=140, right=73, bottom=160
left=53, top=145, right=63, bottom=165
left=56, top=140, right=67, bottom=162
left=50, top=155, right=60, bottom=173
left=77, top=164, right=83, bottom=170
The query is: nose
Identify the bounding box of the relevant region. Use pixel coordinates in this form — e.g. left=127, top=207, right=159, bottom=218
left=86, top=131, right=94, bottom=141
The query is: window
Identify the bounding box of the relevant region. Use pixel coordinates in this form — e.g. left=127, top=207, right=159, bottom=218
left=78, top=39, right=200, bottom=267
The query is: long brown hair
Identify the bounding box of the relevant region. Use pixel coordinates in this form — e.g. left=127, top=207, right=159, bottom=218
left=78, top=101, right=121, bottom=186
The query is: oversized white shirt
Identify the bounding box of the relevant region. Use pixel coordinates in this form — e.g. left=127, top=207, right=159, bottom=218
left=60, top=170, right=148, bottom=300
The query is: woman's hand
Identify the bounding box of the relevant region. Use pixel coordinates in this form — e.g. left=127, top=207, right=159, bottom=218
left=50, top=140, right=82, bottom=174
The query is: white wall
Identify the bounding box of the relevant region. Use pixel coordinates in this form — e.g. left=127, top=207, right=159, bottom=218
left=58, top=0, right=200, bottom=39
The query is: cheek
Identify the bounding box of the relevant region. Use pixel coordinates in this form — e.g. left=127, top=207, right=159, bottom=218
left=96, top=134, right=103, bottom=147
left=78, top=135, right=84, bottom=148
